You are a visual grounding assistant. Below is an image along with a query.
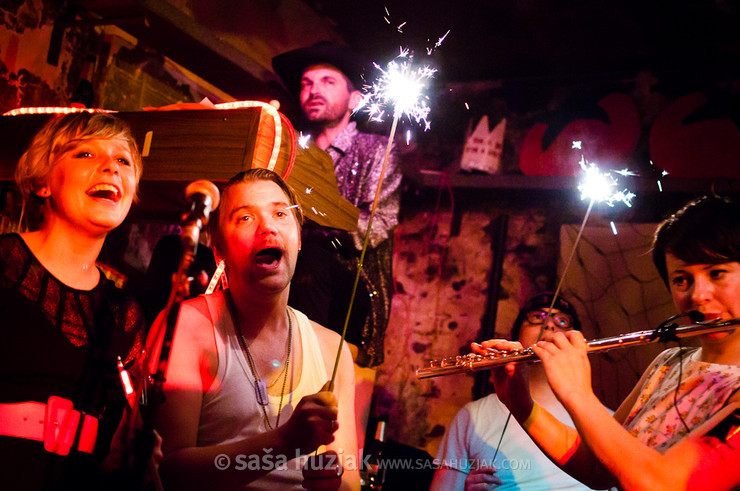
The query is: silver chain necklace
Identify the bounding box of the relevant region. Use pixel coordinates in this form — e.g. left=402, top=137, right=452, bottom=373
left=225, top=290, right=292, bottom=430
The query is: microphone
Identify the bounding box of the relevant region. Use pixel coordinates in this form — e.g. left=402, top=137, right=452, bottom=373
left=651, top=311, right=706, bottom=342
left=181, top=180, right=220, bottom=252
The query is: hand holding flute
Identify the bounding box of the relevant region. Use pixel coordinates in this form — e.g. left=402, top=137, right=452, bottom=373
left=471, top=339, right=535, bottom=420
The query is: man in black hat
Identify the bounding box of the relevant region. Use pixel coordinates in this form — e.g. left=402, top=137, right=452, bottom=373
left=273, top=43, right=402, bottom=372
left=273, top=42, right=402, bottom=449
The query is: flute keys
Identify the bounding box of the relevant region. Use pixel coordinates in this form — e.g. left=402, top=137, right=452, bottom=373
left=425, top=348, right=530, bottom=369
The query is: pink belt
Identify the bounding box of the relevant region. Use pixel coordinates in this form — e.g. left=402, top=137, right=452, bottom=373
left=0, top=396, right=98, bottom=455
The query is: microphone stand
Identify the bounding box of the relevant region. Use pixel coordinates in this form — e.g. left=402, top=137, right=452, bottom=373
left=122, top=219, right=207, bottom=490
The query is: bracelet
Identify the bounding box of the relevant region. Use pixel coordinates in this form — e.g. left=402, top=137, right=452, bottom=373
left=556, top=434, right=581, bottom=466
left=522, top=402, right=540, bottom=431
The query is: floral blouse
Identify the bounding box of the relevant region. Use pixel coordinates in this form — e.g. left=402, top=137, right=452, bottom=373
left=623, top=347, right=740, bottom=452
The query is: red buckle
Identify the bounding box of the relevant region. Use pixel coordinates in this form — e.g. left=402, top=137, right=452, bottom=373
left=44, top=396, right=81, bottom=456
left=0, top=397, right=98, bottom=455
left=77, top=414, right=98, bottom=454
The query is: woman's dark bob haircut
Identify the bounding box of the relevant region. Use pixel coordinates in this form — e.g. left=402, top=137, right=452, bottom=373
left=652, top=195, right=740, bottom=286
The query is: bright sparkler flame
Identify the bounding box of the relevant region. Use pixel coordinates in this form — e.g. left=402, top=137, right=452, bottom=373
left=357, top=51, right=436, bottom=130
left=577, top=156, right=635, bottom=207
left=436, top=30, right=450, bottom=48
left=298, top=132, right=311, bottom=149
left=428, top=30, right=451, bottom=54
left=615, top=168, right=638, bottom=177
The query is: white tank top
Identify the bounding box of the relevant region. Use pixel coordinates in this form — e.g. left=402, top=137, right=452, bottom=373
left=196, top=291, right=329, bottom=489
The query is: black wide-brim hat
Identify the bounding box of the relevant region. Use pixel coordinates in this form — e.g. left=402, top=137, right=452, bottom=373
left=272, top=42, right=367, bottom=99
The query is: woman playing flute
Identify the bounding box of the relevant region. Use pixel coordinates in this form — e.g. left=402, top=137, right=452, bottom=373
left=474, top=196, right=740, bottom=491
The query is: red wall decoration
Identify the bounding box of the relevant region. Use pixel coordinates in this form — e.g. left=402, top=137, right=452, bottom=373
left=519, top=93, right=640, bottom=176
left=650, top=92, right=740, bottom=178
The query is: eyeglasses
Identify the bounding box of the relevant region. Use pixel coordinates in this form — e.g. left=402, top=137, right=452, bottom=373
left=525, top=310, right=574, bottom=329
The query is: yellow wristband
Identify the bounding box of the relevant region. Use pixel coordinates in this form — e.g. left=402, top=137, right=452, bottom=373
left=522, top=402, right=540, bottom=431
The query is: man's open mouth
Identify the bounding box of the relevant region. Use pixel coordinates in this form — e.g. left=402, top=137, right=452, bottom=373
left=86, top=184, right=120, bottom=201
left=255, top=248, right=282, bottom=266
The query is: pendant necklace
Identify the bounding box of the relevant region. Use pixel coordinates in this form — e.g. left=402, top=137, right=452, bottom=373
left=225, top=290, right=292, bottom=430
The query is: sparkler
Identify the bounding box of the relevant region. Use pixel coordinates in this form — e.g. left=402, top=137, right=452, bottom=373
left=544, top=142, right=635, bottom=327
left=650, top=160, right=669, bottom=192
left=494, top=142, right=635, bottom=460
left=328, top=46, right=439, bottom=390
left=356, top=49, right=436, bottom=130
left=297, top=132, right=311, bottom=149
left=576, top=156, right=635, bottom=207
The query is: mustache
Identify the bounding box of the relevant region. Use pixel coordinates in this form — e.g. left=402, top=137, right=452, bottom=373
left=304, top=95, right=326, bottom=105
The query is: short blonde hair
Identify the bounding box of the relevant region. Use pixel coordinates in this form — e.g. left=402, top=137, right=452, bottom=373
left=15, top=112, right=143, bottom=230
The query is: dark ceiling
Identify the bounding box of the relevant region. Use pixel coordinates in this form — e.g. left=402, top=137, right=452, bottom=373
left=309, top=0, right=740, bottom=84
left=71, top=0, right=740, bottom=99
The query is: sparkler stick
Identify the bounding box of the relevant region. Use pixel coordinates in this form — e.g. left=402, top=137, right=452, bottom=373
left=545, top=198, right=595, bottom=320
left=328, top=50, right=436, bottom=391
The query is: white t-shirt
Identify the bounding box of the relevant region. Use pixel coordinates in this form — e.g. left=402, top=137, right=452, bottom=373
left=435, top=393, right=602, bottom=490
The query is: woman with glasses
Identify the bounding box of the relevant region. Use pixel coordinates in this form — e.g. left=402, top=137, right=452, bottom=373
left=475, top=196, right=740, bottom=490
left=431, top=294, right=606, bottom=490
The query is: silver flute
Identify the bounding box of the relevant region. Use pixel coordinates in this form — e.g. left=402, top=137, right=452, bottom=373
left=415, top=316, right=740, bottom=379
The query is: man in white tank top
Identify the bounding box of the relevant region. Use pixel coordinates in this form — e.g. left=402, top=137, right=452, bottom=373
left=153, top=169, right=360, bottom=490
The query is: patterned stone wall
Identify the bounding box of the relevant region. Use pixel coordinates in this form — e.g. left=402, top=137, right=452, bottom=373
left=375, top=201, right=561, bottom=457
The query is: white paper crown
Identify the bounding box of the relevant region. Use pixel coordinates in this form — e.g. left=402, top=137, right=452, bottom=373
left=460, top=116, right=506, bottom=174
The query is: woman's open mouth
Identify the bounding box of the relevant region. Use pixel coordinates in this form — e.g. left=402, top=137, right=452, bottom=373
left=86, top=183, right=121, bottom=202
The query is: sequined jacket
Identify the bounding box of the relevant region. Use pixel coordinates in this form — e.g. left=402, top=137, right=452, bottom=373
left=325, top=121, right=402, bottom=250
